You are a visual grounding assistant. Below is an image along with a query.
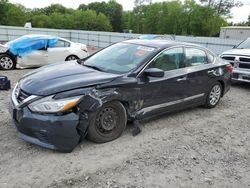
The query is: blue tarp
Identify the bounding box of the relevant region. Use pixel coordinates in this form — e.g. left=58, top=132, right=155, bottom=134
left=6, top=35, right=58, bottom=56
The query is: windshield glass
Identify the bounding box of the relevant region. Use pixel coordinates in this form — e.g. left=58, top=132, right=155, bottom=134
left=236, top=38, right=250, bottom=49
left=84, top=43, right=156, bottom=74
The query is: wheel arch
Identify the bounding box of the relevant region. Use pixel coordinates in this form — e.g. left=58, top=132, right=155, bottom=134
left=101, top=99, right=129, bottom=116
left=217, top=79, right=225, bottom=97
left=65, top=54, right=79, bottom=61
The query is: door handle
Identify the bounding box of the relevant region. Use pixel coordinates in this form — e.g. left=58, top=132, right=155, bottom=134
left=177, top=77, right=187, bottom=82
left=207, top=70, right=215, bottom=74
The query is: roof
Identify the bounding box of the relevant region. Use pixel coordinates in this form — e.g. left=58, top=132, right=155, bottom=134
left=124, top=39, right=201, bottom=49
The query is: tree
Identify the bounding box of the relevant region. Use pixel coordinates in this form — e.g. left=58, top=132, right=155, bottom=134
left=199, top=0, right=242, bottom=17
left=31, top=15, right=51, bottom=28
left=78, top=4, right=88, bottom=11
left=87, top=0, right=123, bottom=32
left=0, top=1, right=27, bottom=26
left=72, top=10, right=112, bottom=31
left=42, top=4, right=69, bottom=15
left=122, top=0, right=227, bottom=36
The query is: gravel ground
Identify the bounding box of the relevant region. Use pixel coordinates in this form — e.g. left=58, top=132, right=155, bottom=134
left=0, top=68, right=250, bottom=188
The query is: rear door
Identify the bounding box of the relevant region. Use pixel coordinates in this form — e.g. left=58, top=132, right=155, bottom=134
left=184, top=47, right=217, bottom=102
left=48, top=39, right=71, bottom=64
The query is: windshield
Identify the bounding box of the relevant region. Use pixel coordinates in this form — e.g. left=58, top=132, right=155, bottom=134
left=84, top=43, right=156, bottom=74
left=236, top=38, right=250, bottom=49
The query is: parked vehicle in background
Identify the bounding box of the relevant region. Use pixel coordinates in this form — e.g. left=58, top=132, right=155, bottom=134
left=10, top=39, right=232, bottom=152
left=0, top=34, right=88, bottom=70
left=138, top=34, right=175, bottom=40
left=220, top=38, right=250, bottom=83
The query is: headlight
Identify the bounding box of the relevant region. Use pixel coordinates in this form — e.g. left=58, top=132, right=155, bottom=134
left=28, top=95, right=82, bottom=113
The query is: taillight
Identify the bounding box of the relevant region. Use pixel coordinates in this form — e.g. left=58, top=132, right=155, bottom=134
left=81, top=46, right=88, bottom=53
left=226, top=64, right=233, bottom=73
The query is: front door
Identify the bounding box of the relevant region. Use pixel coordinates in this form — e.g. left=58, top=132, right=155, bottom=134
left=19, top=50, right=48, bottom=67
left=137, top=47, right=188, bottom=118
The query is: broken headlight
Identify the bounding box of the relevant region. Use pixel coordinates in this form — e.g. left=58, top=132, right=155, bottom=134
left=28, top=95, right=82, bottom=113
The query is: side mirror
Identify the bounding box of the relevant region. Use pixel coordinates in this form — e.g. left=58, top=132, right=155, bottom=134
left=77, top=57, right=89, bottom=64
left=144, top=68, right=164, bottom=78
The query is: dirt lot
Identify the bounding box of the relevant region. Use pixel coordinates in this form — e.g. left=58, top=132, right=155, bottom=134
left=0, top=69, right=249, bottom=188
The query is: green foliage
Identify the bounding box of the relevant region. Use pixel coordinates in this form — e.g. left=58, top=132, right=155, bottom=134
left=86, top=0, right=123, bottom=32
left=0, top=0, right=112, bottom=31
left=123, top=0, right=227, bottom=36
left=0, top=0, right=27, bottom=26
left=0, top=0, right=230, bottom=36
left=199, top=0, right=243, bottom=17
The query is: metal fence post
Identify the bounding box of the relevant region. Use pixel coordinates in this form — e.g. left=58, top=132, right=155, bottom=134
left=87, top=33, right=89, bottom=46
left=97, top=34, right=99, bottom=48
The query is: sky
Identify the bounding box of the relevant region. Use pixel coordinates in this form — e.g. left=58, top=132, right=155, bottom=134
left=9, top=0, right=250, bottom=23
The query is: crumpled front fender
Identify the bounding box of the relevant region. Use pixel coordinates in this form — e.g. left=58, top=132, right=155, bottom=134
left=0, top=44, right=8, bottom=53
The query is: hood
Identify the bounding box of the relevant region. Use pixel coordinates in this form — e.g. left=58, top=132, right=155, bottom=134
left=221, top=48, right=250, bottom=57
left=19, top=61, right=120, bottom=96
left=0, top=44, right=8, bottom=53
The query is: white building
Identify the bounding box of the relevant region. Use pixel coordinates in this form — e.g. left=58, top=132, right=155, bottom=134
left=220, top=26, right=250, bottom=40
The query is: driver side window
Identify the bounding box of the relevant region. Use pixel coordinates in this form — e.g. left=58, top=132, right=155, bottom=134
left=149, top=47, right=184, bottom=71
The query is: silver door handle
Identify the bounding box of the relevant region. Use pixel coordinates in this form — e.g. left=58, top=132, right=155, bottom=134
left=177, top=77, right=187, bottom=82
left=208, top=70, right=215, bottom=74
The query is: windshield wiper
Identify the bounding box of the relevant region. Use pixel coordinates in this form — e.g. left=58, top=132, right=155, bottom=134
left=83, top=64, right=103, bottom=72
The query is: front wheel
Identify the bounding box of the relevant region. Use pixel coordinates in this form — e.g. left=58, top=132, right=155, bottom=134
left=0, top=54, right=16, bottom=70
left=205, top=82, right=222, bottom=108
left=87, top=101, right=127, bottom=143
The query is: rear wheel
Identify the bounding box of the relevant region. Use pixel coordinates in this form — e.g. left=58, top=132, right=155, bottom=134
left=205, top=82, right=222, bottom=108
left=87, top=101, right=127, bottom=143
left=65, top=55, right=78, bottom=61
left=0, top=54, right=16, bottom=70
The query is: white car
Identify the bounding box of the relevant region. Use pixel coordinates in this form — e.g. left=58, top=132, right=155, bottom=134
left=0, top=35, right=89, bottom=70
left=220, top=38, right=250, bottom=83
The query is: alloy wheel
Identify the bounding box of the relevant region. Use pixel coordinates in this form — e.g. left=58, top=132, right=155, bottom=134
left=0, top=56, right=13, bottom=70
left=209, top=85, right=221, bottom=106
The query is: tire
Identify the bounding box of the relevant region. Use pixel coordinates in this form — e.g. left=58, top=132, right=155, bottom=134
left=87, top=101, right=127, bottom=143
left=205, top=82, right=222, bottom=108
left=0, top=54, right=16, bottom=70
left=65, top=55, right=79, bottom=61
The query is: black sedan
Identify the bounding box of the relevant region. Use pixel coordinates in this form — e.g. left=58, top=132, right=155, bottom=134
left=10, top=39, right=232, bottom=152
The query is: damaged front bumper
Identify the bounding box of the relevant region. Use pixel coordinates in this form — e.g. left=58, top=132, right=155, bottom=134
left=9, top=98, right=82, bottom=152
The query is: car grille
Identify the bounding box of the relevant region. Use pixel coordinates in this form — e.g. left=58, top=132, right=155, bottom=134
left=221, top=55, right=250, bottom=69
